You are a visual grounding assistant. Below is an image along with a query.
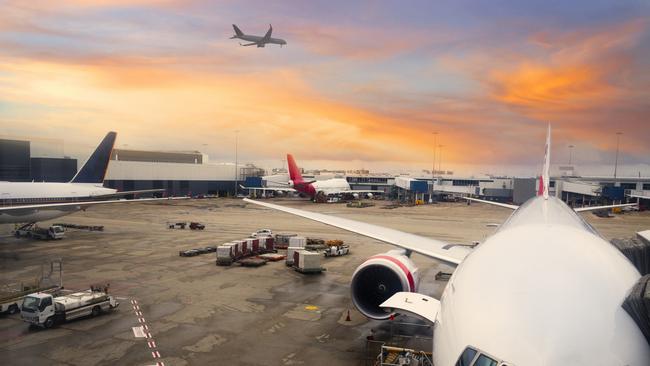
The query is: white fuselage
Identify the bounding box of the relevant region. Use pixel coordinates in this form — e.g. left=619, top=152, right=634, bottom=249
left=0, top=182, right=116, bottom=223
left=311, top=178, right=351, bottom=195
left=434, top=196, right=648, bottom=365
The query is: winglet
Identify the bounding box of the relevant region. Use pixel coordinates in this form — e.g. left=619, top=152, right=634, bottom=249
left=70, top=132, right=116, bottom=184
left=287, top=154, right=304, bottom=183
left=541, top=124, right=551, bottom=199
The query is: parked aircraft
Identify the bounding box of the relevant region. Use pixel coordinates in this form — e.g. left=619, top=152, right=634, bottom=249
left=241, top=154, right=382, bottom=202
left=245, top=126, right=647, bottom=365
left=230, top=24, right=286, bottom=47
left=0, top=132, right=184, bottom=224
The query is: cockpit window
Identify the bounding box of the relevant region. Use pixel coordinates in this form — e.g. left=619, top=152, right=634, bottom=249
left=474, top=354, right=498, bottom=366
left=455, top=347, right=477, bottom=366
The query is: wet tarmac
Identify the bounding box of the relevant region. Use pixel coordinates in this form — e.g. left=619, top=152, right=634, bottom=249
left=1, top=198, right=648, bottom=365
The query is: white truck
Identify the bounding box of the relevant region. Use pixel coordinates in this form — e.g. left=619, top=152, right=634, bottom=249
left=21, top=287, right=119, bottom=328
left=14, top=224, right=65, bottom=240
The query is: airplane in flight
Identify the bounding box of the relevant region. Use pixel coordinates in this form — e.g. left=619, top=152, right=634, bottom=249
left=0, top=132, right=185, bottom=225
left=241, top=154, right=382, bottom=202
left=245, top=126, right=648, bottom=365
left=230, top=24, right=287, bottom=47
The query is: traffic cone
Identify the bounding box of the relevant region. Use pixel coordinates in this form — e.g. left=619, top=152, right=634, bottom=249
left=346, top=309, right=351, bottom=321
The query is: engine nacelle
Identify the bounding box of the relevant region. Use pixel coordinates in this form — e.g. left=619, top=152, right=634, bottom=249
left=353, top=193, right=360, bottom=199
left=351, top=250, right=419, bottom=319
left=366, top=193, right=373, bottom=199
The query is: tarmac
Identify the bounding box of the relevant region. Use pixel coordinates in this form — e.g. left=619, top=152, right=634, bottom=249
left=0, top=198, right=649, bottom=366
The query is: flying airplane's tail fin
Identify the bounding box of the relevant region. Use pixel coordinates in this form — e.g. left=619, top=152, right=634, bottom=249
left=262, top=24, right=273, bottom=42
left=70, top=132, right=116, bottom=184
left=538, top=124, right=551, bottom=199
left=232, top=24, right=243, bottom=37
left=287, top=154, right=304, bottom=183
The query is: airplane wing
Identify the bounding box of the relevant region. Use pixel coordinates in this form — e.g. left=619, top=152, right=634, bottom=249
left=239, top=42, right=258, bottom=47
left=99, top=189, right=166, bottom=198
left=0, top=197, right=188, bottom=212
left=262, top=24, right=273, bottom=43
left=243, top=198, right=470, bottom=266
left=574, top=203, right=638, bottom=212
left=629, top=194, right=650, bottom=200
left=463, top=196, right=519, bottom=210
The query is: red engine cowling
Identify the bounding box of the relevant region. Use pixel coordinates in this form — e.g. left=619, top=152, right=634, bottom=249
left=351, top=250, right=419, bottom=319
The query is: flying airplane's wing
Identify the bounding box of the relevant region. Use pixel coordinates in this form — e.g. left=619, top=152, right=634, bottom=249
left=262, top=24, right=273, bottom=43
left=463, top=196, right=519, bottom=210
left=239, top=42, right=258, bottom=46
left=574, top=203, right=638, bottom=212
left=243, top=198, right=470, bottom=266
left=0, top=197, right=188, bottom=213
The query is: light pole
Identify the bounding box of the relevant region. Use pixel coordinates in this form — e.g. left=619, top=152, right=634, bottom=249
left=431, top=132, right=438, bottom=202
left=438, top=144, right=443, bottom=177
left=234, top=130, right=239, bottom=197
left=568, top=144, right=574, bottom=165
left=614, top=132, right=622, bottom=179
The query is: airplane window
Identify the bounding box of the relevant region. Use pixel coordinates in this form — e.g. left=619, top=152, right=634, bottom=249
left=474, top=354, right=498, bottom=366
left=455, top=347, right=477, bottom=366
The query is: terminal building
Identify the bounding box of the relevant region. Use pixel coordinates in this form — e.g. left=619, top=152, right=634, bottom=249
left=0, top=138, right=77, bottom=182
left=104, top=149, right=265, bottom=197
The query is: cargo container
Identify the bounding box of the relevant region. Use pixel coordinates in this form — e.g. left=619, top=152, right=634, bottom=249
left=289, top=236, right=307, bottom=248
left=265, top=236, right=275, bottom=250
left=295, top=251, right=323, bottom=274
left=246, top=238, right=260, bottom=254
left=286, top=247, right=303, bottom=266
left=216, top=245, right=233, bottom=266
left=274, top=233, right=297, bottom=249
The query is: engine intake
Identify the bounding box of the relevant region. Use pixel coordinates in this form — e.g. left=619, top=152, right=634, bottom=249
left=351, top=250, right=419, bottom=319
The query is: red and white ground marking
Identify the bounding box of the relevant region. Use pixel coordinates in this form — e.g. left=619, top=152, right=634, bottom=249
left=129, top=298, right=164, bottom=362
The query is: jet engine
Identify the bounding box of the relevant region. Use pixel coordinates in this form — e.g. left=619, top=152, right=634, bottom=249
left=350, top=250, right=419, bottom=319
left=366, top=193, right=373, bottom=199
left=352, top=193, right=360, bottom=199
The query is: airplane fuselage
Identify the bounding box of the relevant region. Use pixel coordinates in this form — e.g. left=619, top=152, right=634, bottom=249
left=294, top=178, right=352, bottom=198
left=434, top=196, right=648, bottom=365
left=0, top=182, right=116, bottom=223
left=234, top=34, right=286, bottom=46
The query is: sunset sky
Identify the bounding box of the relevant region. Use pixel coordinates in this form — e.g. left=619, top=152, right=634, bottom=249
left=1, top=0, right=649, bottom=176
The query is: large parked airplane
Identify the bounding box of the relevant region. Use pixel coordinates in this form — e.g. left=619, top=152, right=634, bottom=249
left=230, top=24, right=286, bottom=47
left=242, top=154, right=382, bottom=202
left=0, top=132, right=184, bottom=224
left=245, top=126, right=647, bottom=365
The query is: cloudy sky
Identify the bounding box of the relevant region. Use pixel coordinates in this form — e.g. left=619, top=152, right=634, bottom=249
left=1, top=0, right=649, bottom=176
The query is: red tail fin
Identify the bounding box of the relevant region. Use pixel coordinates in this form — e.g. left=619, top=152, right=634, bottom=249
left=287, top=154, right=304, bottom=183
left=537, top=175, right=544, bottom=196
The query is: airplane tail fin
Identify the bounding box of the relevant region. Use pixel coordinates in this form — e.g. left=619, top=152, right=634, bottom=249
left=538, top=124, right=551, bottom=199
left=70, top=132, right=116, bottom=184
left=232, top=24, right=244, bottom=37
left=287, top=154, right=304, bottom=183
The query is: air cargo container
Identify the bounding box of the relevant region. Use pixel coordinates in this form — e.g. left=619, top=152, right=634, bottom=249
left=246, top=238, right=260, bottom=254
left=286, top=247, right=303, bottom=266
left=295, top=251, right=323, bottom=274
left=274, top=233, right=297, bottom=249
left=289, top=236, right=307, bottom=248
left=216, top=245, right=233, bottom=266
